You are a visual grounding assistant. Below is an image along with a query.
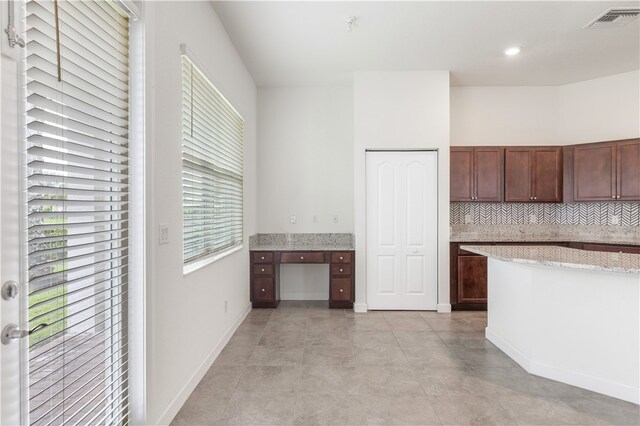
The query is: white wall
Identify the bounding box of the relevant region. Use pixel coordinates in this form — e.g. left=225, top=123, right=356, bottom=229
left=451, top=70, right=640, bottom=146
left=257, top=87, right=353, bottom=299
left=144, top=2, right=257, bottom=424
left=451, top=86, right=558, bottom=145
left=353, top=71, right=451, bottom=312
left=557, top=70, right=640, bottom=145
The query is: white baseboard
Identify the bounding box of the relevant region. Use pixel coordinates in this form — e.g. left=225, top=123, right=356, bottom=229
left=486, top=327, right=639, bottom=404
left=485, top=327, right=531, bottom=370
left=353, top=303, right=368, bottom=313
left=156, top=302, right=252, bottom=425
left=436, top=303, right=451, bottom=313
left=530, top=360, right=640, bottom=404
left=280, top=291, right=327, bottom=300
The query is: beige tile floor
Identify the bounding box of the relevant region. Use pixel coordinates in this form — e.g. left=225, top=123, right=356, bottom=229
left=172, top=301, right=640, bottom=425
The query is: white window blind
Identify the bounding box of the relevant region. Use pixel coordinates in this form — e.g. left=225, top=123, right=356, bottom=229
left=181, top=55, right=244, bottom=265
left=25, top=0, right=130, bottom=424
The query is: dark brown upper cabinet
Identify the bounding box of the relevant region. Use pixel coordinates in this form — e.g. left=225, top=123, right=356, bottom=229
left=572, top=139, right=640, bottom=201
left=504, top=147, right=563, bottom=202
left=450, top=147, right=503, bottom=202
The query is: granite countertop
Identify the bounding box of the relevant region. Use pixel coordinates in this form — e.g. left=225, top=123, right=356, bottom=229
left=249, top=233, right=355, bottom=251
left=451, top=224, right=640, bottom=245
left=461, top=244, right=640, bottom=274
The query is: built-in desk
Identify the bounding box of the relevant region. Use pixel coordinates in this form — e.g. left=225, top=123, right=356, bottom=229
left=249, top=234, right=355, bottom=309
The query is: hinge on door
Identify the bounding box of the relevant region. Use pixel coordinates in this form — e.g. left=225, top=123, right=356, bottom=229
left=5, top=0, right=25, bottom=48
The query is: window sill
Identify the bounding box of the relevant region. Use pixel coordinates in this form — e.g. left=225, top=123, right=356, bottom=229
left=183, top=244, right=243, bottom=276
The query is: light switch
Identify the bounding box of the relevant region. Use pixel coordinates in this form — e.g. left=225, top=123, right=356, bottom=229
left=159, top=223, right=169, bottom=245
left=333, top=215, right=339, bottom=224
left=290, top=215, right=296, bottom=224
left=312, top=215, right=318, bottom=223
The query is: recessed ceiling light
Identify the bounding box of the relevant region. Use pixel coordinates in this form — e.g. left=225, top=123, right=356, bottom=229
left=504, top=47, right=521, bottom=56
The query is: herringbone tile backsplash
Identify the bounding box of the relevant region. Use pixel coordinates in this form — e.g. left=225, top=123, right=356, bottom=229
left=450, top=202, right=639, bottom=227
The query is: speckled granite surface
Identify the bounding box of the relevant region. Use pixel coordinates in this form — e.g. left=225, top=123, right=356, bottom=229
left=249, top=233, right=354, bottom=251
left=451, top=225, right=640, bottom=245
left=461, top=245, right=640, bottom=274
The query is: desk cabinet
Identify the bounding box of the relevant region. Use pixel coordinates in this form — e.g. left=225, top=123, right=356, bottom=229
left=250, top=250, right=355, bottom=309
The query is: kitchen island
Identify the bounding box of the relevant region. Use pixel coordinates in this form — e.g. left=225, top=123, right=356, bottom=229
left=461, top=245, right=640, bottom=404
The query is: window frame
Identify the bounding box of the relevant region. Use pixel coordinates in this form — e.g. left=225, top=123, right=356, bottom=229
left=180, top=49, right=244, bottom=273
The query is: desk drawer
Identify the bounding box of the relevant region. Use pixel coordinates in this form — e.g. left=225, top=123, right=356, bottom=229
left=280, top=252, right=325, bottom=263
left=331, top=278, right=351, bottom=301
left=253, top=264, right=274, bottom=276
left=331, top=264, right=352, bottom=276
left=253, top=278, right=274, bottom=301
left=331, top=252, right=352, bottom=264
left=253, top=252, right=274, bottom=264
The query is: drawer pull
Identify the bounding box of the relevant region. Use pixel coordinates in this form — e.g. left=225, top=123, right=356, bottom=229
left=339, top=268, right=343, bottom=272
left=339, top=256, right=343, bottom=260
left=339, top=289, right=344, bottom=293
left=261, top=256, right=265, bottom=260
left=300, top=256, right=304, bottom=260
left=261, top=288, right=265, bottom=292
left=261, top=268, right=265, bottom=272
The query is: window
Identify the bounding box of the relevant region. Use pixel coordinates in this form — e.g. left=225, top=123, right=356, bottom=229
left=25, top=0, right=132, bottom=424
left=181, top=54, right=244, bottom=267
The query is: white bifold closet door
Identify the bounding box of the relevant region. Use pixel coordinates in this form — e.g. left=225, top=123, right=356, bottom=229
left=366, top=151, right=438, bottom=310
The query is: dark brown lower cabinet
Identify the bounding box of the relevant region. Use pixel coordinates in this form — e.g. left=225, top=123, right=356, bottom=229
left=457, top=255, right=488, bottom=305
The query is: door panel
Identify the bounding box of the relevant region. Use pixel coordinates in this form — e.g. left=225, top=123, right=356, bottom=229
left=573, top=143, right=616, bottom=201
left=366, top=151, right=437, bottom=310
left=533, top=148, right=562, bottom=202
left=450, top=148, right=473, bottom=201
left=617, top=139, right=640, bottom=201
left=1, top=4, right=26, bottom=422
left=505, top=148, right=532, bottom=202
left=376, top=256, right=396, bottom=294
left=475, top=148, right=503, bottom=201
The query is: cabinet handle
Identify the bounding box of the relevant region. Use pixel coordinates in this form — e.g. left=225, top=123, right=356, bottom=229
left=261, top=268, right=265, bottom=272
left=339, top=268, right=343, bottom=272
left=339, top=256, right=343, bottom=260
left=261, top=288, right=265, bottom=292
left=612, top=195, right=616, bottom=199
left=300, top=256, right=304, bottom=260
left=339, top=289, right=344, bottom=293
left=533, top=196, right=537, bottom=200
left=261, top=256, right=265, bottom=260
left=617, top=195, right=621, bottom=199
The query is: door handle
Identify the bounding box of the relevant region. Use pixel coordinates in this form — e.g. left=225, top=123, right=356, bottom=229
left=2, top=323, right=48, bottom=345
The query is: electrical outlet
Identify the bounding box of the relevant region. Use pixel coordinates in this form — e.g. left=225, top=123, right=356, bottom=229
left=529, top=214, right=537, bottom=224
left=290, top=215, right=296, bottom=224
left=464, top=214, right=472, bottom=224
left=611, top=215, right=620, bottom=225
left=312, top=215, right=318, bottom=223
left=158, top=223, right=169, bottom=245
left=224, top=300, right=228, bottom=313
left=333, top=215, right=339, bottom=224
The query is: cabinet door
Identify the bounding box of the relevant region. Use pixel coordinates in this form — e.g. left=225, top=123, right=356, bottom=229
left=475, top=148, right=503, bottom=201
left=504, top=148, right=532, bottom=202
left=450, top=148, right=474, bottom=201
left=617, top=139, right=640, bottom=201
left=457, top=255, right=488, bottom=304
left=533, top=147, right=563, bottom=202
left=573, top=143, right=616, bottom=201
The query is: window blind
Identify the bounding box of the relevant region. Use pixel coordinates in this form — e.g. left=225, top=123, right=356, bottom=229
left=181, top=55, right=244, bottom=264
left=25, top=0, right=130, bottom=424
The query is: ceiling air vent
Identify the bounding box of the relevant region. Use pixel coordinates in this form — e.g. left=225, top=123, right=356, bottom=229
left=584, top=8, right=640, bottom=28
